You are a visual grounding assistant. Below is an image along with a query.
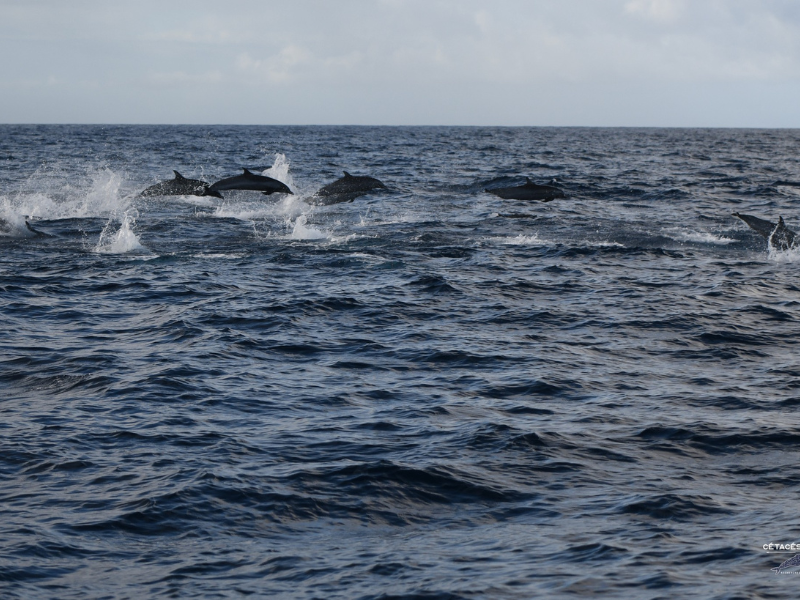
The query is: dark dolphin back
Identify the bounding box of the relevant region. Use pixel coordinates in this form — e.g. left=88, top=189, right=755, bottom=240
left=138, top=171, right=221, bottom=198
left=315, top=172, right=387, bottom=199
left=209, top=169, right=292, bottom=195
left=486, top=179, right=565, bottom=201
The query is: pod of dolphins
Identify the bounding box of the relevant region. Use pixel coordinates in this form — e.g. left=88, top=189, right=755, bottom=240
left=138, top=169, right=384, bottom=205
left=136, top=168, right=800, bottom=251
left=137, top=169, right=567, bottom=205
left=4, top=164, right=797, bottom=251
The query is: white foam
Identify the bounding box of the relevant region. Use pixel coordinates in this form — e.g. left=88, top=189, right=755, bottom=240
left=290, top=215, right=328, bottom=240
left=94, top=211, right=147, bottom=254
left=212, top=203, right=279, bottom=221
left=585, top=240, right=626, bottom=248
left=494, top=234, right=550, bottom=246
left=768, top=244, right=800, bottom=263
left=664, top=227, right=735, bottom=245
left=213, top=194, right=307, bottom=221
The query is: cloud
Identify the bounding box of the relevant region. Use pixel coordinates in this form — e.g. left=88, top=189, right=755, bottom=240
left=624, top=0, right=685, bottom=22
left=1, top=0, right=800, bottom=124
left=144, top=70, right=223, bottom=89
left=235, top=46, right=313, bottom=84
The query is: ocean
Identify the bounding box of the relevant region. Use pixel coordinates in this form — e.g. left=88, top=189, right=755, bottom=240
left=1, top=125, right=799, bottom=598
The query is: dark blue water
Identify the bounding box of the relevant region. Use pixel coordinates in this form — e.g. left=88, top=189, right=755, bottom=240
left=2, top=125, right=800, bottom=598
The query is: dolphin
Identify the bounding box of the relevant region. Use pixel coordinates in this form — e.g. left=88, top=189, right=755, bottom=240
left=485, top=178, right=565, bottom=201
left=309, top=172, right=387, bottom=205
left=138, top=171, right=223, bottom=199
left=733, top=212, right=796, bottom=251
left=209, top=169, right=293, bottom=196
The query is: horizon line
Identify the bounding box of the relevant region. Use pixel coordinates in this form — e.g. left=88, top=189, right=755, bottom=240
left=2, top=123, right=799, bottom=130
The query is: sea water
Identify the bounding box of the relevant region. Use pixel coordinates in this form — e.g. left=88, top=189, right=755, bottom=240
left=1, top=125, right=800, bottom=598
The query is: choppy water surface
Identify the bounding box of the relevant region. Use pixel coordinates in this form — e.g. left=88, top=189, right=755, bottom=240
left=2, top=126, right=800, bottom=598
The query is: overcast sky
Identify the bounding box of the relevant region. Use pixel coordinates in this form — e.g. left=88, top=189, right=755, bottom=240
left=1, top=0, right=799, bottom=126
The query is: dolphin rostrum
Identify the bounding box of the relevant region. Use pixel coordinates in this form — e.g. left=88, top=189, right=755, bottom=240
left=308, top=172, right=387, bottom=205
left=732, top=212, right=796, bottom=251
left=485, top=178, right=565, bottom=201
left=209, top=169, right=293, bottom=196
left=138, top=171, right=223, bottom=199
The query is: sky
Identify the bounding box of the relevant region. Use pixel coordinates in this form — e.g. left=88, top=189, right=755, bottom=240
left=1, top=0, right=799, bottom=127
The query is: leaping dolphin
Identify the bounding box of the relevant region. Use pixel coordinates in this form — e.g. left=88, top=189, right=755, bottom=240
left=209, top=169, right=293, bottom=196
left=138, top=171, right=223, bottom=199
left=308, top=172, right=386, bottom=205
left=733, top=212, right=796, bottom=251
left=485, top=178, right=565, bottom=201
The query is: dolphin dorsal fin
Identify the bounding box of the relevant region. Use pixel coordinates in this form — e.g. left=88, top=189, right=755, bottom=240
left=242, top=168, right=253, bottom=175
left=526, top=177, right=532, bottom=184
left=779, top=216, right=786, bottom=227
left=173, top=170, right=186, bottom=180
left=344, top=171, right=352, bottom=177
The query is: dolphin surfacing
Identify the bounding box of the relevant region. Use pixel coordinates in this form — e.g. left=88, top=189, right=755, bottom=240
left=309, top=172, right=387, bottom=205
left=486, top=178, right=565, bottom=201
left=733, top=212, right=796, bottom=251
left=139, top=171, right=223, bottom=199
left=209, top=169, right=293, bottom=196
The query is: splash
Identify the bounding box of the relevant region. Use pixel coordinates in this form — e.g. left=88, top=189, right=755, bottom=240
left=0, top=197, right=31, bottom=237
left=290, top=215, right=328, bottom=240
left=5, top=167, right=130, bottom=222
left=94, top=211, right=147, bottom=254
left=77, top=168, right=129, bottom=218
left=767, top=244, right=800, bottom=263
left=263, top=153, right=295, bottom=189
